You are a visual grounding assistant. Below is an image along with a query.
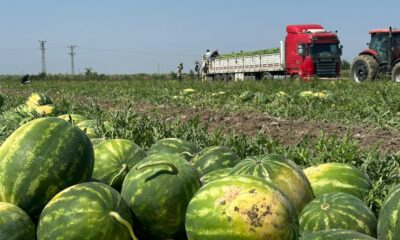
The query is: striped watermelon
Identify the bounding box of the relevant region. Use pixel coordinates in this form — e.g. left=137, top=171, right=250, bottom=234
left=300, top=193, right=377, bottom=237
left=301, top=230, right=376, bottom=240
left=37, top=182, right=137, bottom=240
left=185, top=175, right=299, bottom=240
left=93, top=139, right=146, bottom=190
left=191, top=146, right=240, bottom=176
left=0, top=117, right=94, bottom=220
left=91, top=137, right=106, bottom=147
left=304, top=163, right=372, bottom=199
left=200, top=167, right=232, bottom=185
left=378, top=184, right=400, bottom=239
left=121, top=153, right=201, bottom=239
left=0, top=202, right=36, bottom=240
left=76, top=119, right=98, bottom=138
left=148, top=138, right=200, bottom=160
left=230, top=154, right=314, bottom=215
left=57, top=114, right=87, bottom=125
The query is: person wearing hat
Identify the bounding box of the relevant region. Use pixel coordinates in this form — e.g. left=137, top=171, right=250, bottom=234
left=177, top=63, right=183, bottom=81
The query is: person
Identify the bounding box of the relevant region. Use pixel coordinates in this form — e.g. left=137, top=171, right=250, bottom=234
left=202, top=61, right=209, bottom=82
left=194, top=61, right=200, bottom=81
left=177, top=63, right=183, bottom=81
left=21, top=74, right=31, bottom=85
left=204, top=49, right=211, bottom=60
left=210, top=49, right=219, bottom=61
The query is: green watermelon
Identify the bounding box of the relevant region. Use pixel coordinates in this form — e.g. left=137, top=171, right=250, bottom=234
left=200, top=167, right=232, bottom=185
left=0, top=202, right=36, bottom=240
left=37, top=182, right=137, bottom=240
left=239, top=90, right=255, bottom=102
left=191, top=146, right=240, bottom=176
left=230, top=154, right=314, bottom=215
left=0, top=117, right=94, bottom=219
left=76, top=119, right=98, bottom=138
left=91, top=138, right=106, bottom=147
left=304, top=163, right=372, bottom=199
left=378, top=184, right=400, bottom=239
left=185, top=175, right=299, bottom=240
left=300, top=193, right=377, bottom=237
left=147, top=138, right=200, bottom=161
left=57, top=114, right=87, bottom=125
left=301, top=230, right=376, bottom=240
left=121, top=153, right=201, bottom=239
left=93, top=139, right=146, bottom=190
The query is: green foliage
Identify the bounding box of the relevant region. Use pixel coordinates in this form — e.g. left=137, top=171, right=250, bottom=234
left=218, top=47, right=280, bottom=59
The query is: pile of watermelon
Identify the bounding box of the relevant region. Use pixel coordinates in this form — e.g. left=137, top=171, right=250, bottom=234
left=1, top=94, right=400, bottom=239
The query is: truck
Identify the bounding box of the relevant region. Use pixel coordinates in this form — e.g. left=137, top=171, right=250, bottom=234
left=350, top=27, right=400, bottom=82
left=202, top=24, right=342, bottom=81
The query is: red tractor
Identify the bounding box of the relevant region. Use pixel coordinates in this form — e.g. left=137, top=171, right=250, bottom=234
left=351, top=27, right=400, bottom=82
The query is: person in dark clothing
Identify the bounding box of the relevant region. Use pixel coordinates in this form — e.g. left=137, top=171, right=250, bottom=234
left=194, top=61, right=200, bottom=81
left=21, top=74, right=31, bottom=85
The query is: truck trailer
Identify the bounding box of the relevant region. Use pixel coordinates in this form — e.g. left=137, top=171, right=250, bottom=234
left=203, top=24, right=342, bottom=81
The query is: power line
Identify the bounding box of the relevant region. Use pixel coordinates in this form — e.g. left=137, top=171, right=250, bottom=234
left=68, top=45, right=77, bottom=75
left=39, top=40, right=47, bottom=74
left=78, top=47, right=198, bottom=57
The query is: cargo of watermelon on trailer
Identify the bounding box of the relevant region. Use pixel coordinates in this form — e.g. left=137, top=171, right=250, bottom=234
left=202, top=24, right=342, bottom=81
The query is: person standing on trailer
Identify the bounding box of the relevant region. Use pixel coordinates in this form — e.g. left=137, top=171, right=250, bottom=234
left=177, top=63, right=183, bottom=81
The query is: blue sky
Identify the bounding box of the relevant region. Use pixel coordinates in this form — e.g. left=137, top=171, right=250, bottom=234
left=0, top=0, right=399, bottom=74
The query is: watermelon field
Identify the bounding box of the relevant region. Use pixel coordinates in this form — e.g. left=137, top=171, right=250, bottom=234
left=1, top=75, right=400, bottom=239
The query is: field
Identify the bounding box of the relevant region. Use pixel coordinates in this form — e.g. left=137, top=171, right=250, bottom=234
left=1, top=75, right=400, bottom=238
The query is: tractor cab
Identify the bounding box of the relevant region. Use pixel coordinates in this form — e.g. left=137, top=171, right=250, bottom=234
left=351, top=27, right=400, bottom=82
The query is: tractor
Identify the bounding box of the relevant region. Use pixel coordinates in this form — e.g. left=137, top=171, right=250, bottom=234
left=351, top=27, right=400, bottom=82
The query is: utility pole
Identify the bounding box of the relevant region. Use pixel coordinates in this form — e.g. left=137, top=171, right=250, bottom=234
left=68, top=45, right=77, bottom=75
left=39, top=40, right=47, bottom=74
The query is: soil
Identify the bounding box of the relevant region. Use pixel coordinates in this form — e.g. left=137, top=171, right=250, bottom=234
left=125, top=102, right=400, bottom=154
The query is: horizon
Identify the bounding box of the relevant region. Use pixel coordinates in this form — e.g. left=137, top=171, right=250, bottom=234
left=1, top=0, right=399, bottom=74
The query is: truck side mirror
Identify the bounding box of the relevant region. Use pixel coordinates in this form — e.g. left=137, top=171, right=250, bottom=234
left=298, top=44, right=306, bottom=57
left=339, top=45, right=343, bottom=55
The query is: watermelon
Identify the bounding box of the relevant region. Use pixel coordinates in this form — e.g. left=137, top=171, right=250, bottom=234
left=230, top=154, right=314, bottom=215
left=185, top=175, right=299, bottom=240
left=200, top=167, right=232, bottom=185
left=33, top=104, right=55, bottom=116
left=93, top=139, right=146, bottom=190
left=121, top=153, right=201, bottom=239
left=0, top=93, right=4, bottom=107
left=304, top=163, right=372, bottom=199
left=300, top=193, right=377, bottom=237
left=191, top=146, right=240, bottom=176
left=0, top=202, right=36, bottom=240
left=76, top=119, right=98, bottom=138
left=301, top=229, right=376, bottom=240
left=37, top=182, right=137, bottom=240
left=378, top=184, right=400, bottom=239
left=0, top=117, right=94, bottom=219
left=15, top=104, right=36, bottom=117
left=147, top=138, right=200, bottom=161
left=239, top=90, right=255, bottom=102
left=26, top=92, right=52, bottom=107
left=57, top=114, right=87, bottom=124
left=91, top=137, right=106, bottom=147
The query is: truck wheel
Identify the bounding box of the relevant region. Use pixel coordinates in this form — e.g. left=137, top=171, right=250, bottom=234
left=228, top=74, right=235, bottom=81
left=214, top=74, right=221, bottom=81
left=221, top=74, right=229, bottom=81
left=350, top=55, right=378, bottom=82
left=392, top=63, right=400, bottom=82
left=262, top=72, right=274, bottom=80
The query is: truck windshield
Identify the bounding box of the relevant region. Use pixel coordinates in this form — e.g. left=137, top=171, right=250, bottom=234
left=309, top=44, right=340, bottom=57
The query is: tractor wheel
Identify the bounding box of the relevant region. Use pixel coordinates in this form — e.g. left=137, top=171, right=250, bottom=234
left=392, top=63, right=400, bottom=82
left=350, top=55, right=379, bottom=82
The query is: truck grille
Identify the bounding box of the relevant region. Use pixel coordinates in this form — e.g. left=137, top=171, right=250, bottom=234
left=315, top=60, right=337, bottom=77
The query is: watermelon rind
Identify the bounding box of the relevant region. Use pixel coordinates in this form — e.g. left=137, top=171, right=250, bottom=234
left=200, top=167, right=232, bottom=185
left=191, top=146, right=240, bottom=176
left=147, top=138, right=200, bottom=161
left=378, top=184, right=400, bottom=240
left=0, top=202, right=36, bottom=240
left=37, top=182, right=136, bottom=240
left=185, top=175, right=299, bottom=240
left=301, top=229, right=376, bottom=240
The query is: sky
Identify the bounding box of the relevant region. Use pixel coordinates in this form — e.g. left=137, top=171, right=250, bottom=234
left=0, top=0, right=399, bottom=74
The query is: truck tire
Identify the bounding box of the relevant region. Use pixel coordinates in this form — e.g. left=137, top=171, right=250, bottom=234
left=221, top=74, right=229, bottom=81
left=392, top=63, right=400, bottom=82
left=350, top=55, right=379, bottom=82
left=262, top=72, right=274, bottom=80
left=228, top=74, right=235, bottom=81
left=214, top=74, right=221, bottom=81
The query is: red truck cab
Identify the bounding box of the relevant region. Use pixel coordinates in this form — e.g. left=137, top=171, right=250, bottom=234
left=285, top=24, right=342, bottom=79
